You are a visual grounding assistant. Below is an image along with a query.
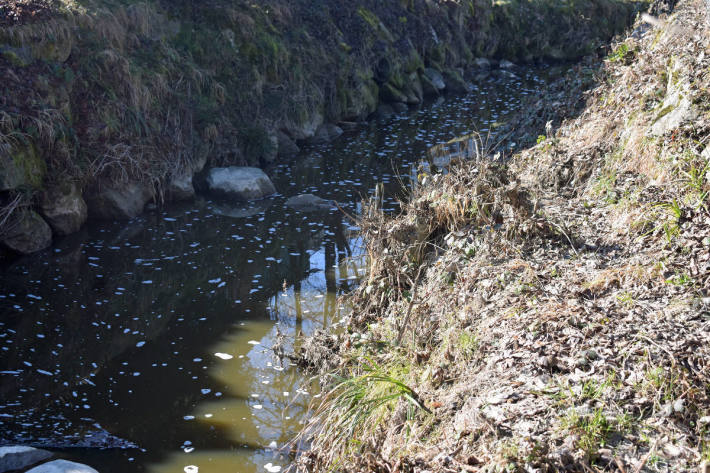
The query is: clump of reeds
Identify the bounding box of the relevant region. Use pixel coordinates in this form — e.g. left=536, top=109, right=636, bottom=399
left=295, top=359, right=429, bottom=470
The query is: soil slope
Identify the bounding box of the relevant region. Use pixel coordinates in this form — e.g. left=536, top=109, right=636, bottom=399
left=296, top=1, right=710, bottom=472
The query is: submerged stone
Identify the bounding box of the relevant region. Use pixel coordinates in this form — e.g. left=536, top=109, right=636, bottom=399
left=285, top=194, right=336, bottom=211
left=0, top=446, right=52, bottom=472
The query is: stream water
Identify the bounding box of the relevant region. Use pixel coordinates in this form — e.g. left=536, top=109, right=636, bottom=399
left=0, top=68, right=553, bottom=473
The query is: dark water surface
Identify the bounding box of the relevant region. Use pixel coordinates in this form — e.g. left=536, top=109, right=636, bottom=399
left=0, top=69, right=551, bottom=473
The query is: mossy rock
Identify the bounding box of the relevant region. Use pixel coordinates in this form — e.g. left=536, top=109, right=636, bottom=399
left=380, top=82, right=409, bottom=104
left=0, top=143, right=46, bottom=191
left=0, top=209, right=52, bottom=255
left=442, top=68, right=468, bottom=94
left=419, top=71, right=440, bottom=97
left=343, top=79, right=379, bottom=120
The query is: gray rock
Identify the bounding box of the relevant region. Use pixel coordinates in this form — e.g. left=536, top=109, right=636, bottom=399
left=205, top=167, right=276, bottom=201
left=285, top=194, right=336, bottom=211
left=423, top=68, right=446, bottom=90
left=403, top=72, right=423, bottom=104
left=283, top=112, right=323, bottom=141
left=650, top=94, right=697, bottom=136
left=166, top=174, right=195, bottom=201
left=419, top=71, right=440, bottom=96
left=442, top=69, right=468, bottom=93
left=499, top=59, right=516, bottom=69
left=379, top=82, right=409, bottom=103
left=85, top=181, right=152, bottom=220
left=25, top=460, right=98, bottom=473
left=276, top=131, right=300, bottom=157
left=0, top=210, right=52, bottom=254
left=651, top=61, right=697, bottom=136
left=0, top=445, right=52, bottom=472
left=308, top=124, right=343, bottom=144
left=473, top=57, right=491, bottom=69
left=40, top=182, right=87, bottom=236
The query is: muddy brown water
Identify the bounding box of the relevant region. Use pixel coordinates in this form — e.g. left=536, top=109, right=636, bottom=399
left=0, top=68, right=554, bottom=473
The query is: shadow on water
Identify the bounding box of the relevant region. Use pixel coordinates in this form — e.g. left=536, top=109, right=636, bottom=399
left=0, top=68, right=559, bottom=472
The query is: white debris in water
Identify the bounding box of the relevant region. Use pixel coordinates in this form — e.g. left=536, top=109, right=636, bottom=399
left=183, top=446, right=194, bottom=453
left=283, top=392, right=289, bottom=397
left=214, top=352, right=233, bottom=360
left=208, top=278, right=222, bottom=284
left=183, top=415, right=195, bottom=421
left=141, top=280, right=153, bottom=284
left=201, top=388, right=211, bottom=395
left=253, top=404, right=263, bottom=410
left=251, top=394, right=259, bottom=398
left=264, top=463, right=281, bottom=472
left=136, top=341, right=146, bottom=347
left=204, top=413, right=213, bottom=418
left=248, top=340, right=260, bottom=345
left=184, top=466, right=198, bottom=473
left=36, top=369, right=53, bottom=376
left=268, top=441, right=278, bottom=449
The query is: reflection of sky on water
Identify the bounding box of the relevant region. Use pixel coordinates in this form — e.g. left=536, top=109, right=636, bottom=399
left=149, top=244, right=364, bottom=473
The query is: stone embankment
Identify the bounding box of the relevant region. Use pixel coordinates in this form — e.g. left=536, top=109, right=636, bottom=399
left=0, top=0, right=644, bottom=257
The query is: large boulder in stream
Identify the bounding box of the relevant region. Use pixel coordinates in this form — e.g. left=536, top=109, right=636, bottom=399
left=39, top=182, right=87, bottom=236
left=0, top=445, right=52, bottom=472
left=85, top=181, right=152, bottom=220
left=205, top=166, right=276, bottom=200
left=0, top=210, right=52, bottom=254
left=26, top=460, right=98, bottom=473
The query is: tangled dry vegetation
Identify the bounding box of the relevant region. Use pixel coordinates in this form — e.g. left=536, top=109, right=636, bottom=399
left=294, top=1, right=710, bottom=472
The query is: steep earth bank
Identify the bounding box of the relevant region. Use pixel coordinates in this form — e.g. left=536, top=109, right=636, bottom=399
left=0, top=0, right=646, bottom=256
left=296, top=1, right=710, bottom=472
